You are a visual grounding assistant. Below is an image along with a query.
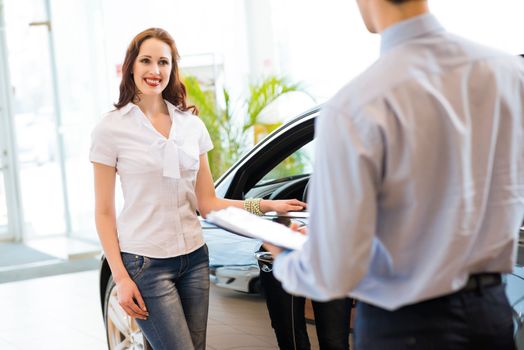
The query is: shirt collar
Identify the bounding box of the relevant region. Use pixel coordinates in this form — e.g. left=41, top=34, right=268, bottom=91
left=119, top=102, right=138, bottom=116
left=380, top=13, right=445, bottom=55
left=119, top=100, right=179, bottom=119
left=164, top=100, right=178, bottom=120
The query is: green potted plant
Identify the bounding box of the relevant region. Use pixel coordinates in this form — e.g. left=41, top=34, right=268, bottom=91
left=183, top=75, right=314, bottom=179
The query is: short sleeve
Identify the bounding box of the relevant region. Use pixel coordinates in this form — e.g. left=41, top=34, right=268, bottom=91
left=89, top=121, right=117, bottom=167
left=198, top=120, right=214, bottom=154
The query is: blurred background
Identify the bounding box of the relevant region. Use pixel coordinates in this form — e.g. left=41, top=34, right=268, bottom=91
left=1, top=1, right=524, bottom=349
left=0, top=0, right=523, bottom=278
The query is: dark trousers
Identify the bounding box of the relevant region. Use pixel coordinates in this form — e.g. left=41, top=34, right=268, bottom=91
left=354, top=283, right=514, bottom=350
left=259, top=263, right=352, bottom=350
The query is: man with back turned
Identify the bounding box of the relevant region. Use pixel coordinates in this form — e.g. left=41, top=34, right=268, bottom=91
left=265, top=0, right=524, bottom=349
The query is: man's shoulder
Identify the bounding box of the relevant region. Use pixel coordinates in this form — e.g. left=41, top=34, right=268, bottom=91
left=328, top=35, right=524, bottom=117
left=448, top=33, right=513, bottom=59
left=326, top=58, right=401, bottom=117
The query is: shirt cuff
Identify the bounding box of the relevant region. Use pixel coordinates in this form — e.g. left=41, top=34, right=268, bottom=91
left=200, top=142, right=214, bottom=155
left=89, top=154, right=116, bottom=167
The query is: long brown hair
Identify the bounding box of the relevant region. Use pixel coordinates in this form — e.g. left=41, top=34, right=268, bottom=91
left=114, top=28, right=198, bottom=115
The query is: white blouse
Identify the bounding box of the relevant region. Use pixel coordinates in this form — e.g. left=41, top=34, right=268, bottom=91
left=90, top=101, right=213, bottom=258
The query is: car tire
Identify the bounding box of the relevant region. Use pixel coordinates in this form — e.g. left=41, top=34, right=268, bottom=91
left=104, top=275, right=152, bottom=349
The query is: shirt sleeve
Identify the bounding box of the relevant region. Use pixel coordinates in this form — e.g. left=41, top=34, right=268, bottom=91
left=198, top=119, right=214, bottom=154
left=89, top=120, right=117, bottom=167
left=272, top=103, right=383, bottom=301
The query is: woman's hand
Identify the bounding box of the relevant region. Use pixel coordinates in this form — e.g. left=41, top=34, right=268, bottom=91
left=261, top=199, right=307, bottom=214
left=116, top=277, right=149, bottom=320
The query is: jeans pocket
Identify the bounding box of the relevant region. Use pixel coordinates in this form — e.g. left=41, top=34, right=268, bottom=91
left=121, top=253, right=149, bottom=280
left=194, top=244, right=209, bottom=265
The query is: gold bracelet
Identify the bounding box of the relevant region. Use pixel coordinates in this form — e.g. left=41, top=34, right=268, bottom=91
left=253, top=198, right=263, bottom=216
left=243, top=198, right=263, bottom=216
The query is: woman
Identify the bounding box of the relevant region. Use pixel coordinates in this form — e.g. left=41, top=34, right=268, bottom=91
left=90, top=27, right=305, bottom=350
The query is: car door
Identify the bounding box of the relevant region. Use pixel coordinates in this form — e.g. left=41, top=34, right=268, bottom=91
left=202, top=107, right=318, bottom=293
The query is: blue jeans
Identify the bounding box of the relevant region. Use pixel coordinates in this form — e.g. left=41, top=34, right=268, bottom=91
left=121, top=245, right=210, bottom=350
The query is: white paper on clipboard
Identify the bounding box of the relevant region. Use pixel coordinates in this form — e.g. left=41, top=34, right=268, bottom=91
left=264, top=211, right=309, bottom=219
left=206, top=207, right=307, bottom=250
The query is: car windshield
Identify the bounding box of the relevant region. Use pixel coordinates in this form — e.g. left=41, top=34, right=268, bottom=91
left=256, top=140, right=314, bottom=186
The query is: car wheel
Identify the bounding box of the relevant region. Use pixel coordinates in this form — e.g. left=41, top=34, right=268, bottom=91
left=104, top=276, right=151, bottom=349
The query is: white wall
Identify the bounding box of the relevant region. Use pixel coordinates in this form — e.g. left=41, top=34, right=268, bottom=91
left=268, top=0, right=524, bottom=106
left=3, top=0, right=524, bottom=241
left=431, top=0, right=524, bottom=55
left=98, top=0, right=251, bottom=109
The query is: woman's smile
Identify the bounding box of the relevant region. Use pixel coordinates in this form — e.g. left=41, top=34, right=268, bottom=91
left=144, top=77, right=161, bottom=87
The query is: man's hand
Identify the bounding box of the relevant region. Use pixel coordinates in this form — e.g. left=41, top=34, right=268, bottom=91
left=262, top=242, right=284, bottom=257
left=290, top=221, right=308, bottom=235
left=263, top=222, right=307, bottom=258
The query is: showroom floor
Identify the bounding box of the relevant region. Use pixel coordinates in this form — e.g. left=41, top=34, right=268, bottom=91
left=0, top=270, right=321, bottom=349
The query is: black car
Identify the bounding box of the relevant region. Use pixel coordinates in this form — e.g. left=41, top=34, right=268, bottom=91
left=98, top=106, right=524, bottom=349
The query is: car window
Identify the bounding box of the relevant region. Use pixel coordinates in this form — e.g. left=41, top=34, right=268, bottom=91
left=257, top=140, right=314, bottom=185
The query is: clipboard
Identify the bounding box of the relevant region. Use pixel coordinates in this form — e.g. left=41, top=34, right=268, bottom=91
left=205, top=207, right=307, bottom=250
left=263, top=211, right=309, bottom=219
